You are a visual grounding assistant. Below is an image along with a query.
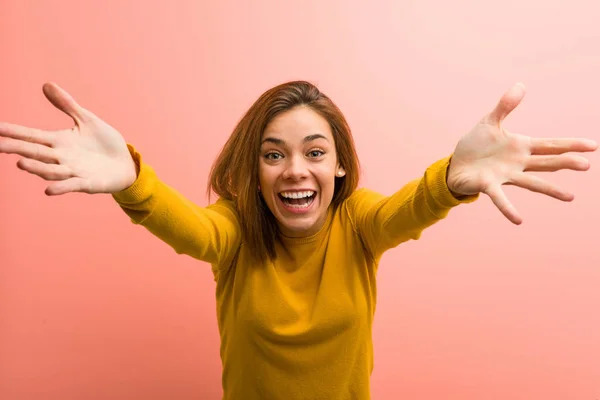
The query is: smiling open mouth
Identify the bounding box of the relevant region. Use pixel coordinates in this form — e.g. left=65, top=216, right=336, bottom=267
left=278, top=191, right=316, bottom=209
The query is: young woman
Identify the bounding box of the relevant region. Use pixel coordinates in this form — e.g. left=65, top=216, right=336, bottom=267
left=0, top=80, right=596, bottom=399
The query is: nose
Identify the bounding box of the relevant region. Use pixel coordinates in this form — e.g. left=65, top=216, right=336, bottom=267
left=282, top=155, right=309, bottom=181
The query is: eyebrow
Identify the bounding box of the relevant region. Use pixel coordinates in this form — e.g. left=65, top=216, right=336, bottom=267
left=261, top=133, right=329, bottom=146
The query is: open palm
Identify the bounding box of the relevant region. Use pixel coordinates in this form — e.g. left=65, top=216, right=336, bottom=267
left=447, top=83, right=598, bottom=224
left=0, top=83, right=137, bottom=195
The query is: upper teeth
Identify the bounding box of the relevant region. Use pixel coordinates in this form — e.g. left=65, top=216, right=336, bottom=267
left=280, top=191, right=315, bottom=199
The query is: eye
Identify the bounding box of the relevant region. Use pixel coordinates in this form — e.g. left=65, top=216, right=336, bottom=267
left=264, top=152, right=283, bottom=160
left=307, top=149, right=324, bottom=158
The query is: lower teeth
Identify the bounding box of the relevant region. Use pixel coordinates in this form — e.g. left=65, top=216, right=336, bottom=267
left=283, top=197, right=314, bottom=208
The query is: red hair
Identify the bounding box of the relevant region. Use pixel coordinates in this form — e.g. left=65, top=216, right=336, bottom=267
left=208, top=81, right=360, bottom=263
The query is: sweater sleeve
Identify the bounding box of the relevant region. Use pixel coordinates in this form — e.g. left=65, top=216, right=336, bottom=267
left=344, top=155, right=478, bottom=259
left=111, top=144, right=242, bottom=272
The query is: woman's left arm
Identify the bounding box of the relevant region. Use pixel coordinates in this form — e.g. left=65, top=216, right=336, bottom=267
left=346, top=83, right=597, bottom=258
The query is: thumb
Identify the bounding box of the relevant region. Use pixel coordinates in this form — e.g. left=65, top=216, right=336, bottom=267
left=487, top=82, right=526, bottom=126
left=42, top=82, right=89, bottom=125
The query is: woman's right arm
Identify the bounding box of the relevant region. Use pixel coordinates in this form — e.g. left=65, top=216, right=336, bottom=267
left=0, top=82, right=241, bottom=268
left=112, top=144, right=241, bottom=266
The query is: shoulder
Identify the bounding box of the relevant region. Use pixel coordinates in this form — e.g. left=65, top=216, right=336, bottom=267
left=342, top=187, right=386, bottom=212
left=206, top=197, right=241, bottom=225
left=336, top=188, right=385, bottom=233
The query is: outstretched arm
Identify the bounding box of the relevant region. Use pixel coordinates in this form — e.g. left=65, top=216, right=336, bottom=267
left=347, top=83, right=597, bottom=258
left=111, top=145, right=241, bottom=268
left=0, top=83, right=241, bottom=269
left=346, top=156, right=477, bottom=258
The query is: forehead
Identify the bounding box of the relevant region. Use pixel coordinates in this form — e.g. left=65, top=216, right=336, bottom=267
left=262, top=106, right=333, bottom=143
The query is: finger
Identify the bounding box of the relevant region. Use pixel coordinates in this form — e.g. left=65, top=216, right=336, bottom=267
left=509, top=172, right=574, bottom=201
left=525, top=154, right=590, bottom=172
left=46, top=178, right=91, bottom=196
left=16, top=158, right=72, bottom=181
left=486, top=82, right=526, bottom=126
left=0, top=137, right=57, bottom=163
left=530, top=137, right=598, bottom=155
left=0, top=122, right=57, bottom=146
left=484, top=184, right=522, bottom=225
left=42, top=82, right=89, bottom=125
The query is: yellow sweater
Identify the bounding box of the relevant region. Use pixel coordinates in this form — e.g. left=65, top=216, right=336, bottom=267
left=112, top=145, right=477, bottom=400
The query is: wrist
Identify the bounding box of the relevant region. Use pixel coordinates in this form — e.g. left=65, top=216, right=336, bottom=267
left=446, top=160, right=468, bottom=199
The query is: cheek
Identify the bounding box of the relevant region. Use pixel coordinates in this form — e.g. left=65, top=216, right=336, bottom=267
left=258, top=164, right=277, bottom=191
left=316, top=166, right=337, bottom=192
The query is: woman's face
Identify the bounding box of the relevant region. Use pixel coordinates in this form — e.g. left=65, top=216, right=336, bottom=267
left=258, top=106, right=345, bottom=237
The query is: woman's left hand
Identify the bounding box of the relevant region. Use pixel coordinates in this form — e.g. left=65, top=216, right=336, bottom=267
left=446, top=83, right=598, bottom=225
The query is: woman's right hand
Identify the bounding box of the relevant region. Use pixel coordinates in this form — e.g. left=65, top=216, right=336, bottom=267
left=0, top=82, right=137, bottom=195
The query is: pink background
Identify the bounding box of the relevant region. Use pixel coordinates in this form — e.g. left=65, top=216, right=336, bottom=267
left=1, top=1, right=599, bottom=399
